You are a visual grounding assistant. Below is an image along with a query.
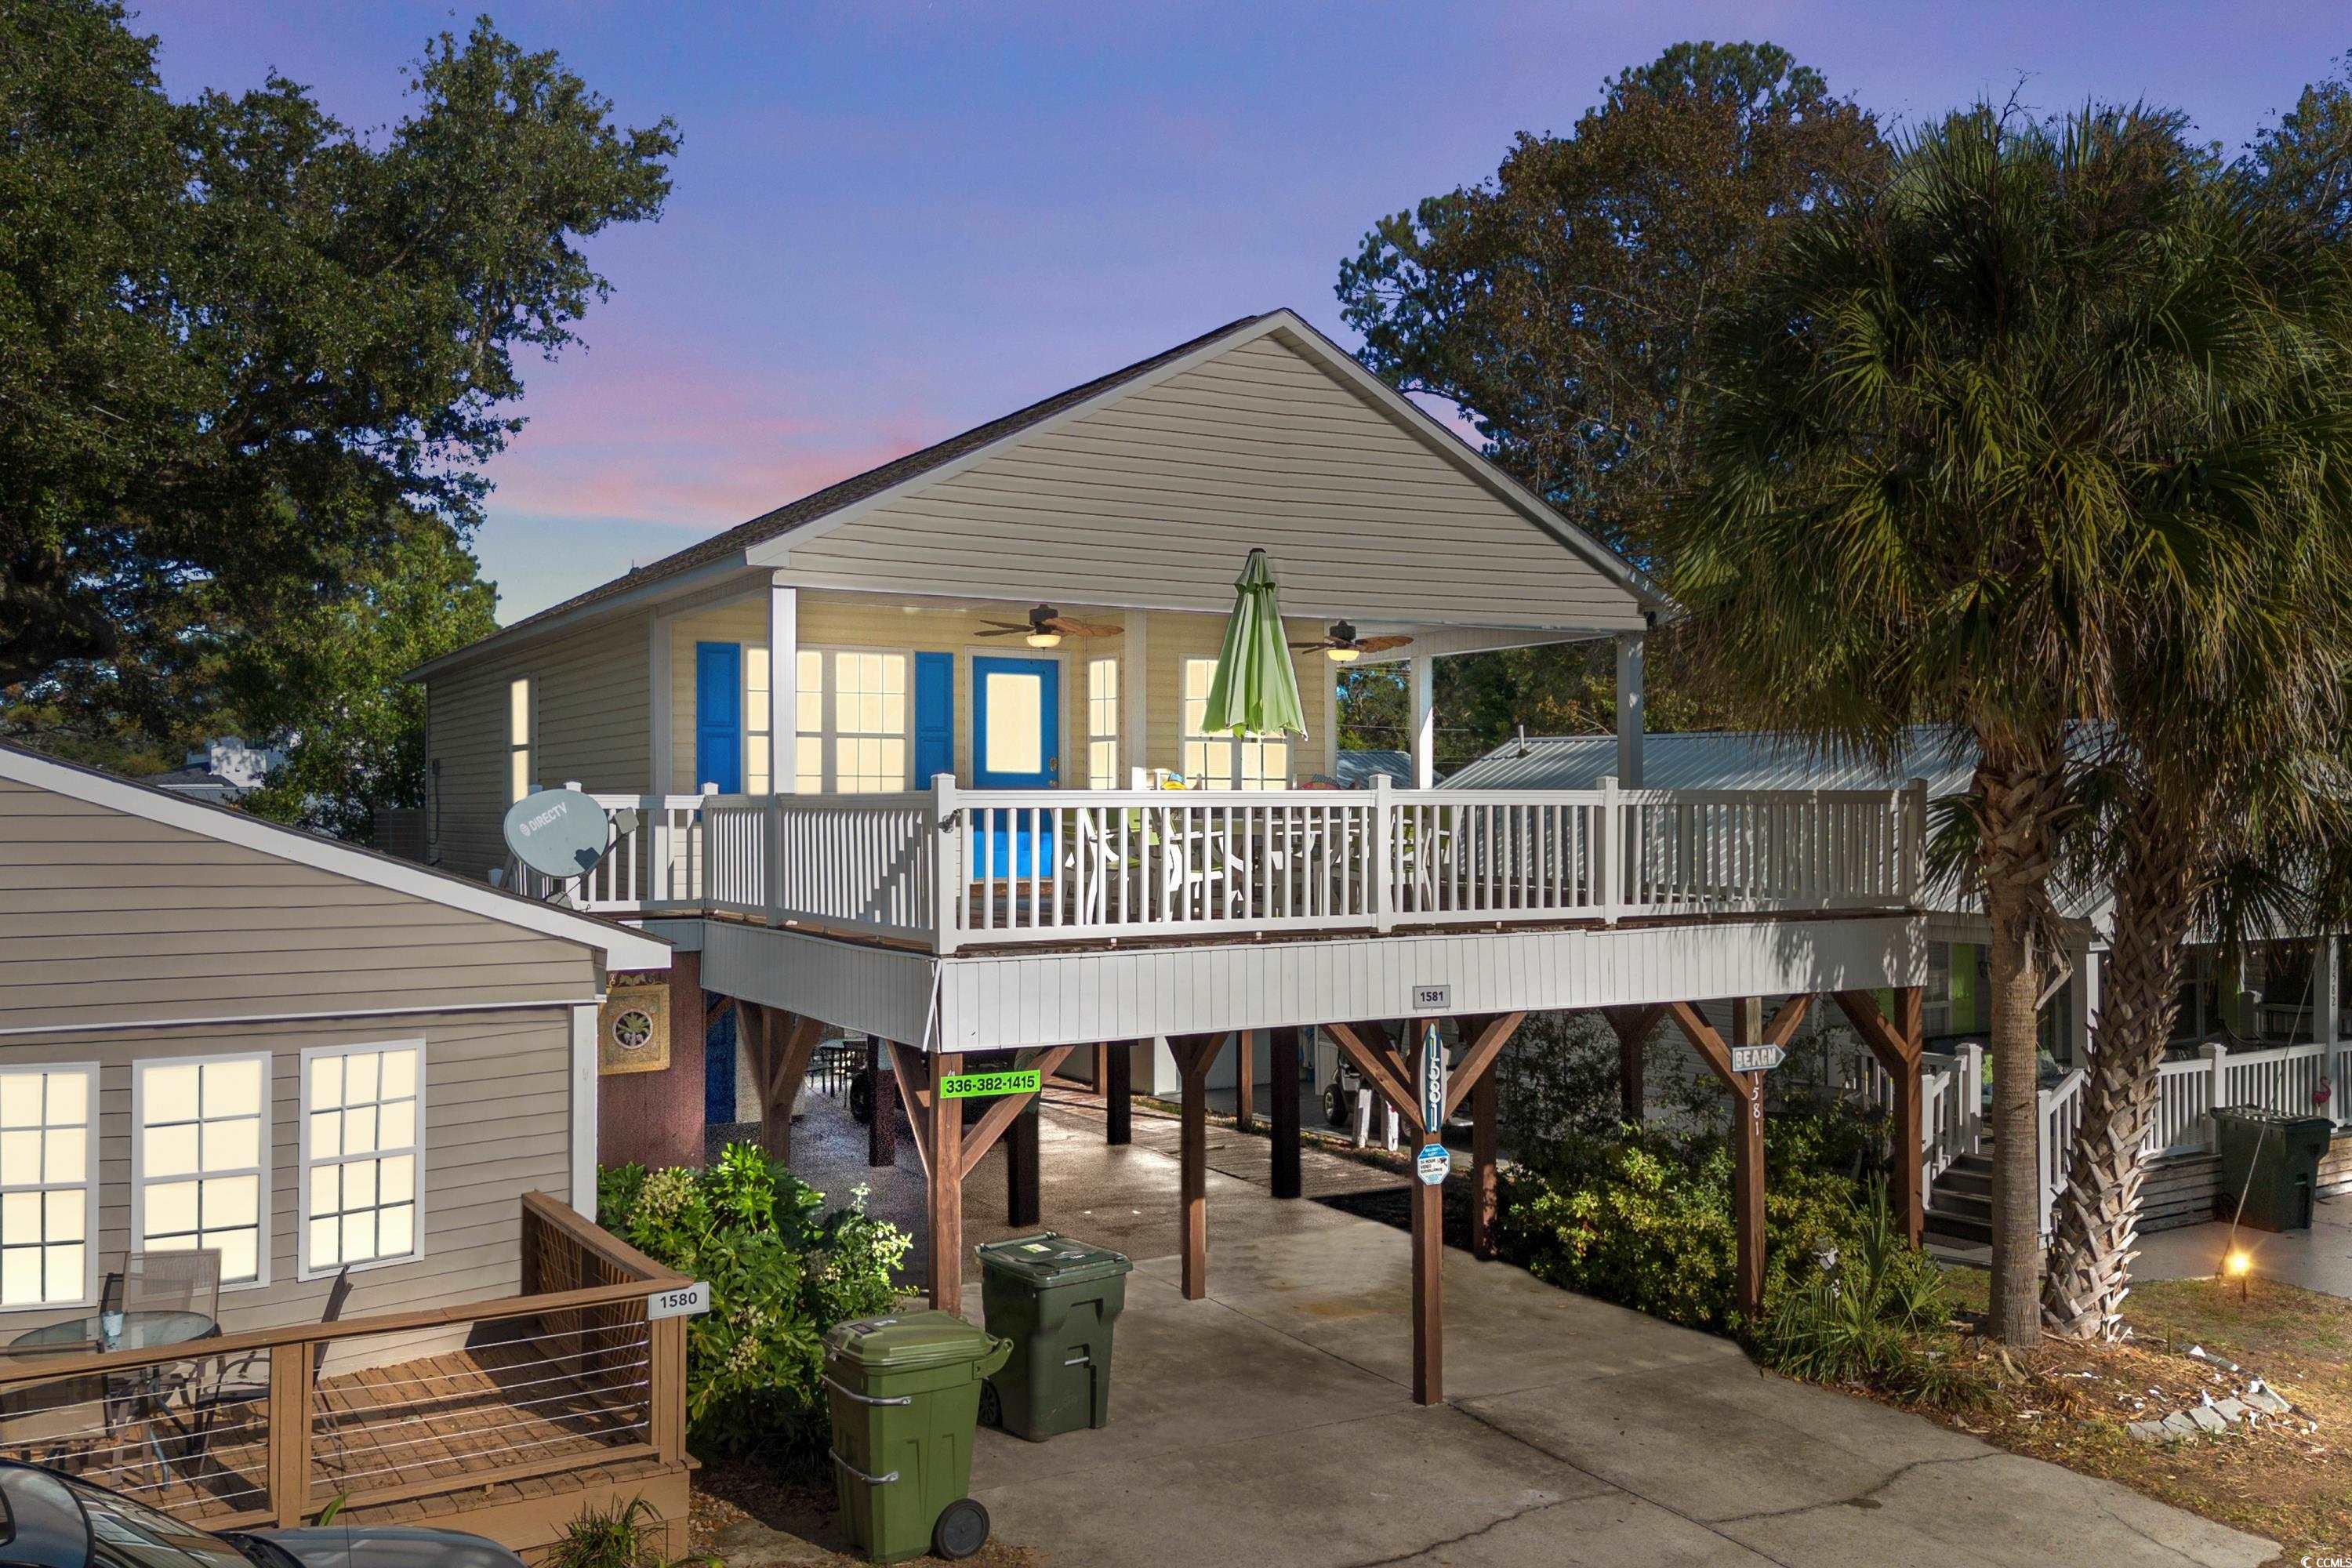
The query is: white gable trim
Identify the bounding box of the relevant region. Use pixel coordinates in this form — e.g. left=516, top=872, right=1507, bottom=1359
left=746, top=310, right=1666, bottom=617
left=0, top=745, right=671, bottom=972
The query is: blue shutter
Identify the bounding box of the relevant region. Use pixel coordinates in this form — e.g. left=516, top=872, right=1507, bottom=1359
left=694, top=642, right=743, bottom=793
left=913, top=652, right=954, bottom=786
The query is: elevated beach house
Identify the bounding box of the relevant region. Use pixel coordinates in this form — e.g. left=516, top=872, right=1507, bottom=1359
left=409, top=310, right=1936, bottom=1404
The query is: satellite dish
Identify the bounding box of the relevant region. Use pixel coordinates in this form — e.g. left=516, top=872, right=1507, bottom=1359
left=503, top=788, right=612, bottom=880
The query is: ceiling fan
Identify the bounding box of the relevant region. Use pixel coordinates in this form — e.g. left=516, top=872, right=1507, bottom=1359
left=976, top=604, right=1122, bottom=648
left=1290, top=619, right=1414, bottom=664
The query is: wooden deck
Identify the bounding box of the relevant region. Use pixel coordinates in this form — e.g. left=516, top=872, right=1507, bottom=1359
left=0, top=1196, right=691, bottom=1557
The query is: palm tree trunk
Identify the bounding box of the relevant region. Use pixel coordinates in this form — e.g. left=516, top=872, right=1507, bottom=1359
left=1976, top=745, right=2066, bottom=1347
left=2042, top=794, right=2201, bottom=1340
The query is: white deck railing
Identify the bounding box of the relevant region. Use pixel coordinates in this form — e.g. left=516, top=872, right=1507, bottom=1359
left=513, top=774, right=1927, bottom=953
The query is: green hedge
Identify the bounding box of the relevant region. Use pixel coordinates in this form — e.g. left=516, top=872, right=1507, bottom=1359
left=598, top=1143, right=911, bottom=1460
left=1495, top=1105, right=1907, bottom=1334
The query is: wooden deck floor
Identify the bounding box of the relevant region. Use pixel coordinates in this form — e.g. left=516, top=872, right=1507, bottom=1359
left=6, top=1334, right=654, bottom=1527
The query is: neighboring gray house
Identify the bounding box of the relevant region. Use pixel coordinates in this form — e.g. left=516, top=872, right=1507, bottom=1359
left=139, top=736, right=286, bottom=805
left=1334, top=748, right=1412, bottom=787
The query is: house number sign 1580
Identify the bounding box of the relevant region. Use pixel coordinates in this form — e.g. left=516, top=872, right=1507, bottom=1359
left=648, top=1280, right=712, bottom=1320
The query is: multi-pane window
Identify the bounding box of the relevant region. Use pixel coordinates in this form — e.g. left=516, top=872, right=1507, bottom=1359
left=745, top=646, right=772, bottom=794
left=793, top=650, right=911, bottom=793
left=506, top=678, right=534, bottom=803
left=136, top=1055, right=269, bottom=1285
left=302, top=1044, right=423, bottom=1276
left=0, top=1065, right=95, bottom=1308
left=1180, top=657, right=1289, bottom=789
left=1086, top=658, right=1120, bottom=788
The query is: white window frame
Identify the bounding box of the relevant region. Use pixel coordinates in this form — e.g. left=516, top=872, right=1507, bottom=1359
left=0, top=1063, right=100, bottom=1311
left=507, top=677, right=535, bottom=804
left=744, top=644, right=773, bottom=795
left=297, top=1040, right=426, bottom=1282
left=1179, top=655, right=1290, bottom=789
left=793, top=647, right=913, bottom=794
left=131, top=1051, right=274, bottom=1290
left=1085, top=657, right=1120, bottom=789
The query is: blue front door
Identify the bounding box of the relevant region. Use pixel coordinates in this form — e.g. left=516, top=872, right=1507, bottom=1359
left=695, top=641, right=743, bottom=793
left=972, top=655, right=1060, bottom=876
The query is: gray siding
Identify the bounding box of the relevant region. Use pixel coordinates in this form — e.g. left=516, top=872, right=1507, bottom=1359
left=424, top=612, right=652, bottom=880
left=0, top=1009, right=576, bottom=1346
left=0, top=779, right=599, bottom=1032
left=779, top=331, right=1642, bottom=631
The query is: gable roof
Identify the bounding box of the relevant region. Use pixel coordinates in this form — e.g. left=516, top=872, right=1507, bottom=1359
left=0, top=740, right=670, bottom=971
left=417, top=309, right=1663, bottom=679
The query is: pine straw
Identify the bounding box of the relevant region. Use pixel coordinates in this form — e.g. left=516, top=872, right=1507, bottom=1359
left=1929, top=1268, right=2350, bottom=1561
left=691, top=1456, right=1042, bottom=1568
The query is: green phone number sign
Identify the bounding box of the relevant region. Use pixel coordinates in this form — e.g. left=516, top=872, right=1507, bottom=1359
left=939, top=1069, right=1041, bottom=1101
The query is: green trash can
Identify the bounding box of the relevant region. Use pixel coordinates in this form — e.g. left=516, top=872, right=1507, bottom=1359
left=974, top=1232, right=1132, bottom=1441
left=2212, top=1107, right=2334, bottom=1232
left=822, top=1310, right=1011, bottom=1563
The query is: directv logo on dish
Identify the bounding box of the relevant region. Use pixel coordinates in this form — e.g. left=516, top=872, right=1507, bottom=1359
left=517, top=800, right=572, bottom=837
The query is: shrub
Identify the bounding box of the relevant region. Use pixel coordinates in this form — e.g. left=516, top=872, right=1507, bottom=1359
left=547, top=1496, right=709, bottom=1568
left=1755, top=1181, right=1953, bottom=1381
left=1494, top=1104, right=1910, bottom=1334
left=599, top=1142, right=911, bottom=1461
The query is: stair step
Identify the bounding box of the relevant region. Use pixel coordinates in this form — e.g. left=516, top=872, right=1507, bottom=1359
left=1926, top=1212, right=1994, bottom=1245
left=1936, top=1167, right=1993, bottom=1199
left=1932, top=1190, right=1991, bottom=1222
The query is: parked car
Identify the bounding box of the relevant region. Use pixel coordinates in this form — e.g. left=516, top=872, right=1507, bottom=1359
left=0, top=1461, right=524, bottom=1568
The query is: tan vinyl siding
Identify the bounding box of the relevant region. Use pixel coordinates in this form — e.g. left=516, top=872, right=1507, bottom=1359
left=0, top=1009, right=575, bottom=1357
left=778, top=331, right=1641, bottom=630
left=667, top=590, right=1334, bottom=793
left=424, top=612, right=651, bottom=880
left=0, top=779, right=598, bottom=1033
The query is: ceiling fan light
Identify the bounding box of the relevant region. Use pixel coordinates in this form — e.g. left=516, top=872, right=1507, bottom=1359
left=1324, top=644, right=1360, bottom=663
left=1025, top=631, right=1063, bottom=648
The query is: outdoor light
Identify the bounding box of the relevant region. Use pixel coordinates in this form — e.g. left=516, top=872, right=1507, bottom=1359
left=1324, top=619, right=1361, bottom=662
left=1024, top=630, right=1062, bottom=648
left=2225, top=1247, right=2253, bottom=1303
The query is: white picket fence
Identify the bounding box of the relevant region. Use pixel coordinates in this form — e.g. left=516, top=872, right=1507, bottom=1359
left=511, top=774, right=1929, bottom=953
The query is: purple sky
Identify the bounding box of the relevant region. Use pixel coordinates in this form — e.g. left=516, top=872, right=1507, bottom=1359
left=140, top=2, right=2343, bottom=622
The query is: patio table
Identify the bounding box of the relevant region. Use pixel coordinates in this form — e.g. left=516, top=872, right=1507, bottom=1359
left=12, top=1311, right=220, bottom=1482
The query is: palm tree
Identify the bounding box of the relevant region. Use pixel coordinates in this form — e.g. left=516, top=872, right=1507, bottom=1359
left=1663, top=103, right=2347, bottom=1344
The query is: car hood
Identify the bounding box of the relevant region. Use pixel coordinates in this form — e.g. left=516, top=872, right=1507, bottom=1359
left=244, top=1526, right=525, bottom=1568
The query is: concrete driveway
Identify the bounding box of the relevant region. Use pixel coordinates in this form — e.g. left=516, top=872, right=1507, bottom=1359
left=788, top=1089, right=2275, bottom=1567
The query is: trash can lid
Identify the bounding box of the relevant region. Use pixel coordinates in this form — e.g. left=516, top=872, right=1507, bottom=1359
left=824, top=1309, right=996, bottom=1372
left=975, top=1232, right=1133, bottom=1287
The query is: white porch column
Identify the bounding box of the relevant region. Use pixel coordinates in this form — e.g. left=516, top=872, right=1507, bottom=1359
left=2068, top=948, right=2100, bottom=1065
left=1410, top=654, right=1436, bottom=789
left=2317, top=935, right=2339, bottom=1045
left=768, top=577, right=797, bottom=793
left=1125, top=611, right=1149, bottom=778
left=1615, top=630, right=1646, bottom=789
left=647, top=615, right=672, bottom=795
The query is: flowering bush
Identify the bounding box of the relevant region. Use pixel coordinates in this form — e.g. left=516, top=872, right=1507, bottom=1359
left=598, top=1143, right=910, bottom=1460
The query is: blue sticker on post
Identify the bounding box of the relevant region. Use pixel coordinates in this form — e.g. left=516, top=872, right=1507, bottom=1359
left=1416, top=1142, right=1450, bottom=1185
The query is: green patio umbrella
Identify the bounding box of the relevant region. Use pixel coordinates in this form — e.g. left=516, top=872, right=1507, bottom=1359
left=1202, top=547, right=1308, bottom=739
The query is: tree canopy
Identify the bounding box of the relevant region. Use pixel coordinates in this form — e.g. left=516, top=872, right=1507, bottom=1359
left=1337, top=42, right=1886, bottom=571
left=0, top=2, right=675, bottom=825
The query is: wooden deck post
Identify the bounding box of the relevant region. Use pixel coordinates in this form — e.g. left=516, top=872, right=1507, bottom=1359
left=929, top=1051, right=964, bottom=1312
left=1470, top=1065, right=1499, bottom=1259
left=1105, top=1040, right=1133, bottom=1145
left=741, top=1004, right=822, bottom=1165
left=1232, top=1030, right=1255, bottom=1132
left=1093, top=1042, right=1110, bottom=1098
left=1603, top=1004, right=1663, bottom=1123
left=1835, top=987, right=1926, bottom=1242
left=267, top=1341, right=311, bottom=1527
left=1270, top=1026, right=1301, bottom=1200
left=1410, top=1022, right=1443, bottom=1406
left=1007, top=1097, right=1040, bottom=1227
left=866, top=1039, right=894, bottom=1167
left=1172, top=1034, right=1220, bottom=1300
left=1666, top=1000, right=1769, bottom=1319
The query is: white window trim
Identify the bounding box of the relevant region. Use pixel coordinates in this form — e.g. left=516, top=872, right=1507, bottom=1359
left=795, top=645, right=916, bottom=794
left=130, top=1051, right=274, bottom=1292
left=507, top=676, right=536, bottom=805
left=1085, top=656, right=1120, bottom=789
left=0, top=1062, right=100, bottom=1312
left=1179, top=655, right=1291, bottom=789
left=296, top=1040, right=426, bottom=1283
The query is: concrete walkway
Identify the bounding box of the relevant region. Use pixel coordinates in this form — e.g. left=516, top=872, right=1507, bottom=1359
left=2134, top=1198, right=2352, bottom=1298
left=788, top=1091, right=2274, bottom=1568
